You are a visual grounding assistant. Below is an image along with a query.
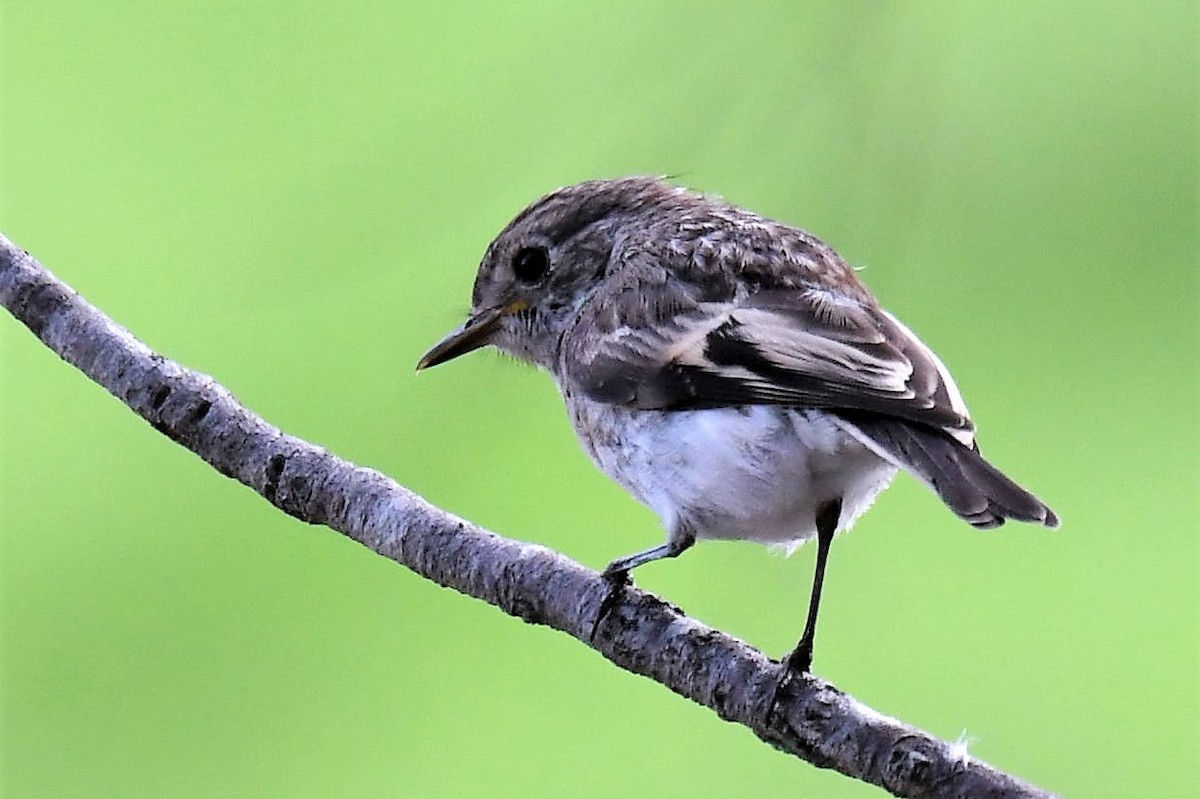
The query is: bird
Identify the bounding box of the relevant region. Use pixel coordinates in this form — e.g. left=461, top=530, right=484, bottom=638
left=417, top=176, right=1058, bottom=672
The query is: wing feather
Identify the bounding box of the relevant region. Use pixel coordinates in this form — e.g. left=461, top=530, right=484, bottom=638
left=561, top=264, right=975, bottom=444
left=553, top=196, right=1058, bottom=528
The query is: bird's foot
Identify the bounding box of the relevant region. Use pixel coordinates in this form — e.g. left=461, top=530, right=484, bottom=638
left=590, top=567, right=632, bottom=642
left=600, top=562, right=633, bottom=586
left=767, top=644, right=816, bottom=723
left=783, top=641, right=813, bottom=675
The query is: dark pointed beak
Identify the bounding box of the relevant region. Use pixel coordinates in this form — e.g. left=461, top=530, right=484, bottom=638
left=416, top=304, right=516, bottom=371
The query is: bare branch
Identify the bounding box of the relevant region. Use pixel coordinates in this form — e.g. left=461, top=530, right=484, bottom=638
left=0, top=232, right=1056, bottom=799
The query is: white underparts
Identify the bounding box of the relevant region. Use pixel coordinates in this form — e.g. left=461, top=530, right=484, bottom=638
left=565, top=395, right=898, bottom=547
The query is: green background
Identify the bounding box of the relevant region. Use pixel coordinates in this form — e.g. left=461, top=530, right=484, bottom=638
left=2, top=2, right=1196, bottom=797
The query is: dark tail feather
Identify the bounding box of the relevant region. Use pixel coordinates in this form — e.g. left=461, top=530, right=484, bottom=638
left=840, top=416, right=1059, bottom=530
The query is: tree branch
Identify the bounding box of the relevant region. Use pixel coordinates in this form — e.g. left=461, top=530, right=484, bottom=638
left=0, top=232, right=1055, bottom=799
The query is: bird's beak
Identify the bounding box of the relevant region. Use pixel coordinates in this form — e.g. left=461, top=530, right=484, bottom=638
left=416, top=302, right=524, bottom=370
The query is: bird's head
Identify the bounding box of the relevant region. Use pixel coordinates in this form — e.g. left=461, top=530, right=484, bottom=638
left=417, top=176, right=690, bottom=372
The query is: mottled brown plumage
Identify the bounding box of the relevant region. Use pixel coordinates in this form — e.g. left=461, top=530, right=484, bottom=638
left=419, top=176, right=1058, bottom=671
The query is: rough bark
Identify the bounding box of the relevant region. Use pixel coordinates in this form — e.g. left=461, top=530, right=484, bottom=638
left=0, top=232, right=1056, bottom=799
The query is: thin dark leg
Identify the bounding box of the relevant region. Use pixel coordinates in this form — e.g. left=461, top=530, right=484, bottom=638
left=785, top=498, right=843, bottom=673
left=592, top=530, right=696, bottom=641
left=602, top=531, right=696, bottom=580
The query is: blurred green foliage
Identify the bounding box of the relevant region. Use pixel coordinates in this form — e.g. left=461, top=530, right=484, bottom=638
left=2, top=2, right=1196, bottom=797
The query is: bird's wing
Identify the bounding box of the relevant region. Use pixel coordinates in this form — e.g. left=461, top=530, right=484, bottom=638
left=560, top=265, right=976, bottom=444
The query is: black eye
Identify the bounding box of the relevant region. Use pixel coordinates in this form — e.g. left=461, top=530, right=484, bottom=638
left=512, top=246, right=550, bottom=284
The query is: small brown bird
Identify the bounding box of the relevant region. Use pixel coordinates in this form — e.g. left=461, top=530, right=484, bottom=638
left=418, top=177, right=1057, bottom=672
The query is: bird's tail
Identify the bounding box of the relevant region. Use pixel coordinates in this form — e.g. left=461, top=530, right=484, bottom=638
left=837, top=415, right=1059, bottom=530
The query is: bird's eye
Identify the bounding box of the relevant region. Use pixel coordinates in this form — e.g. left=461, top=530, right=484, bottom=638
left=512, top=246, right=550, bottom=284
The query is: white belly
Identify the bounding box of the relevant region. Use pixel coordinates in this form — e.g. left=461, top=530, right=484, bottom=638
left=565, top=395, right=897, bottom=546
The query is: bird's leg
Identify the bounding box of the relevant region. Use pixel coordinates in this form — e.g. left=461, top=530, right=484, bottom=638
left=602, top=528, right=696, bottom=582
left=592, top=527, right=696, bottom=642
left=784, top=498, right=843, bottom=673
